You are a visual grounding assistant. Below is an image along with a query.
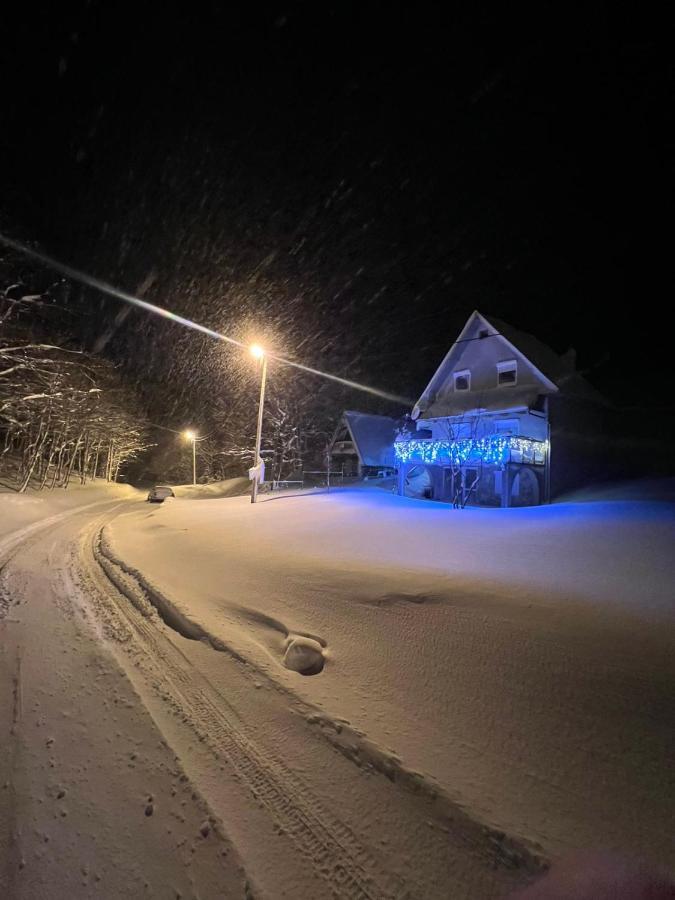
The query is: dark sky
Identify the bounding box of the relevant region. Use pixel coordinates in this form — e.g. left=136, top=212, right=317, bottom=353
left=1, top=3, right=671, bottom=411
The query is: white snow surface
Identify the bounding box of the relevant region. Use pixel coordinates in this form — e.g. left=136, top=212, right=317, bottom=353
left=170, top=476, right=250, bottom=500
left=0, top=483, right=249, bottom=897
left=105, top=485, right=675, bottom=873
left=0, top=481, right=139, bottom=544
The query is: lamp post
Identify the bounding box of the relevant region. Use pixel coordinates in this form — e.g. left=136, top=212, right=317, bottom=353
left=250, top=343, right=267, bottom=504
left=183, top=430, right=197, bottom=486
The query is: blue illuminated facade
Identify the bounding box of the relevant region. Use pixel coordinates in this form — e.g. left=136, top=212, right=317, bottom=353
left=395, top=310, right=561, bottom=507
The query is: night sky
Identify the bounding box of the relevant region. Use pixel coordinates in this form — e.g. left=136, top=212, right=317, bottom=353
left=1, top=4, right=671, bottom=422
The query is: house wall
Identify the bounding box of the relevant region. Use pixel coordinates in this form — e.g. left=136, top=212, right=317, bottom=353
left=418, top=321, right=556, bottom=418
left=407, top=310, right=675, bottom=501
left=419, top=410, right=548, bottom=442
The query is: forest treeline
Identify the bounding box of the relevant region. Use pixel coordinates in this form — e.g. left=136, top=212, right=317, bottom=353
left=1, top=251, right=151, bottom=491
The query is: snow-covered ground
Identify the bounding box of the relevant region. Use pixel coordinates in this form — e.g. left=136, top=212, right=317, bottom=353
left=2, top=480, right=674, bottom=897
left=0, top=483, right=250, bottom=898
left=103, top=485, right=675, bottom=881
left=0, top=481, right=139, bottom=543
left=171, top=476, right=250, bottom=501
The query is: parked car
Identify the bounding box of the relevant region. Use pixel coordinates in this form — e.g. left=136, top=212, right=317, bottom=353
left=147, top=485, right=175, bottom=503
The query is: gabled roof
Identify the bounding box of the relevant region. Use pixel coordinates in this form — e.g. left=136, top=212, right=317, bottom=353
left=412, top=310, right=603, bottom=419
left=333, top=411, right=399, bottom=468
left=483, top=314, right=606, bottom=405
left=483, top=314, right=569, bottom=384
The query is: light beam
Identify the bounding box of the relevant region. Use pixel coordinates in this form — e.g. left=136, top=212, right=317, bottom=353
left=0, top=232, right=411, bottom=405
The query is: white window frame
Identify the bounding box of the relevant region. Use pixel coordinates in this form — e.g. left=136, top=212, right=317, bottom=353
left=496, top=359, right=518, bottom=387
left=453, top=369, right=471, bottom=392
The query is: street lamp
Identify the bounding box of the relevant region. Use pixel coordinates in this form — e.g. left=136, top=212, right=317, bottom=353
left=183, top=429, right=197, bottom=486
left=250, top=344, right=267, bottom=504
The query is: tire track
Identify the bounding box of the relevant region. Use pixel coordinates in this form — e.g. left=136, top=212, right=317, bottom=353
left=0, top=498, right=130, bottom=618
left=85, top=524, right=409, bottom=900
left=94, top=525, right=548, bottom=881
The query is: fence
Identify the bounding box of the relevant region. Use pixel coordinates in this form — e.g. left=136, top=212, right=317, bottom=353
left=269, top=479, right=304, bottom=491
left=266, top=466, right=348, bottom=492
left=303, top=467, right=346, bottom=489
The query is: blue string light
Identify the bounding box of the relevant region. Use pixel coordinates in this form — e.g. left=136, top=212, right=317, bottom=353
left=394, top=436, right=548, bottom=466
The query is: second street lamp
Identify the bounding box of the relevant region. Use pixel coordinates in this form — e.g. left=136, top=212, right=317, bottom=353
left=250, top=343, right=267, bottom=504
left=183, top=429, right=197, bottom=486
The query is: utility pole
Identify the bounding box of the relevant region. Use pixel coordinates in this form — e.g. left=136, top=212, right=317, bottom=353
left=183, top=430, right=197, bottom=485
left=192, top=435, right=196, bottom=486
left=251, top=346, right=268, bottom=504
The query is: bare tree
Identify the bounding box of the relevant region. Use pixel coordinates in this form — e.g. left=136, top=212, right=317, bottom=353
left=1, top=280, right=151, bottom=491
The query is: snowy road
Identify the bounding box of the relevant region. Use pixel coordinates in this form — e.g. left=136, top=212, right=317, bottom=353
left=0, top=499, right=249, bottom=897
left=0, top=495, right=541, bottom=899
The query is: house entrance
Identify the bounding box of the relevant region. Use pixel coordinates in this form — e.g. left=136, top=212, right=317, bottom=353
left=509, top=466, right=540, bottom=507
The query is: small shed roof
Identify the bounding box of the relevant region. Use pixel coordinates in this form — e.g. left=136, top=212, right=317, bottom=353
left=339, top=411, right=399, bottom=468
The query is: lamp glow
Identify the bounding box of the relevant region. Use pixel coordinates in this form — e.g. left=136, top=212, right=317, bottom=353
left=250, top=343, right=265, bottom=360
left=183, top=429, right=196, bottom=442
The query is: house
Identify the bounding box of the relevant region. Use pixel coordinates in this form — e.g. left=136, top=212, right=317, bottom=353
left=395, top=310, right=607, bottom=507
left=328, top=411, right=399, bottom=478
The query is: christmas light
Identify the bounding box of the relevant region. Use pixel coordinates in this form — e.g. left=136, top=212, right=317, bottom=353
left=394, top=435, right=548, bottom=467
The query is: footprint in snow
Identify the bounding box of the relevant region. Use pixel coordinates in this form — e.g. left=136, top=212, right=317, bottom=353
left=283, top=636, right=325, bottom=676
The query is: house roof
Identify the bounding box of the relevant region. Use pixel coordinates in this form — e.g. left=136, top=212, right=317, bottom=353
left=413, top=310, right=604, bottom=418
left=484, top=314, right=606, bottom=405
left=483, top=314, right=569, bottom=383
left=339, top=411, right=399, bottom=468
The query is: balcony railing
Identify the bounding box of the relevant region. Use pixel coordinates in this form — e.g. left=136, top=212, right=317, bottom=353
left=394, top=435, right=548, bottom=467
left=332, top=441, right=355, bottom=453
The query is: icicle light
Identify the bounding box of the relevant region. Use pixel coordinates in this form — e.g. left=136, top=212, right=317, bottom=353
left=394, top=436, right=548, bottom=466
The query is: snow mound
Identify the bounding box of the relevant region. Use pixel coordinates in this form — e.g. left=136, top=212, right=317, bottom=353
left=283, top=636, right=325, bottom=676
left=172, top=478, right=250, bottom=500
left=557, top=477, right=675, bottom=504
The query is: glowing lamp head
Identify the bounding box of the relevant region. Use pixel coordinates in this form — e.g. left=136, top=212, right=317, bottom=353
left=184, top=429, right=196, bottom=442
left=249, top=343, right=265, bottom=360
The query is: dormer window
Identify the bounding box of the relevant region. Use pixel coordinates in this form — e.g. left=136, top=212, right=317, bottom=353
left=453, top=369, right=471, bottom=391
left=497, top=360, right=517, bottom=386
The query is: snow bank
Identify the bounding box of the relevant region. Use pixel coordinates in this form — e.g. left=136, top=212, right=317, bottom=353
left=171, top=477, right=250, bottom=500
left=558, top=476, right=675, bottom=504
left=0, top=481, right=140, bottom=543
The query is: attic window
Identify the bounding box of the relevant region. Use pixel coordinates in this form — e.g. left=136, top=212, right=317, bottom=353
left=497, top=360, right=517, bottom=386
left=453, top=369, right=471, bottom=391
left=479, top=329, right=489, bottom=339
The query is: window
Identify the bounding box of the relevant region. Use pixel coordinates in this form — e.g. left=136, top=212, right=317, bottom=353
left=479, top=329, right=489, bottom=339
left=494, top=419, right=519, bottom=436
left=453, top=369, right=471, bottom=391
left=497, top=360, right=517, bottom=386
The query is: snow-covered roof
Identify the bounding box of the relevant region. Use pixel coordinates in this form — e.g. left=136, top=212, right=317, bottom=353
left=413, top=310, right=603, bottom=419
left=339, top=411, right=399, bottom=468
